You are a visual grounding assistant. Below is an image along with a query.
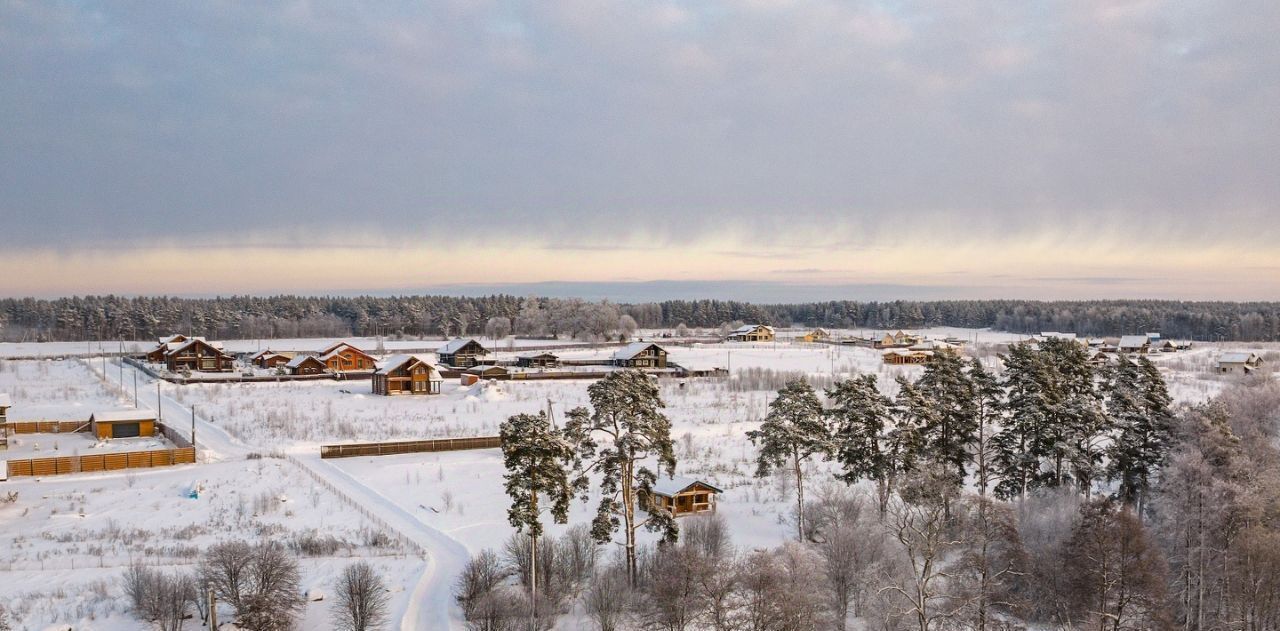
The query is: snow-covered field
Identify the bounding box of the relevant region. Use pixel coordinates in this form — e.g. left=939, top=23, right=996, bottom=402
left=0, top=329, right=1274, bottom=629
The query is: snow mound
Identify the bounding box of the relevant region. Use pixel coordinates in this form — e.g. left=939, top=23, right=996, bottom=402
left=463, top=380, right=509, bottom=402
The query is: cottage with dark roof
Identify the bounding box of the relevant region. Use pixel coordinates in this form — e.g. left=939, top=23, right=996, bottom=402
left=373, top=355, right=444, bottom=395
left=612, top=342, right=668, bottom=368
left=646, top=475, right=721, bottom=516
left=437, top=338, right=490, bottom=368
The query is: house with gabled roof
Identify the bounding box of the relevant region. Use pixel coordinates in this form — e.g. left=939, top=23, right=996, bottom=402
left=318, top=341, right=376, bottom=373
left=613, top=342, right=668, bottom=368
left=516, top=352, right=559, bottom=368
left=437, top=338, right=490, bottom=368
left=89, top=409, right=156, bottom=440
left=1118, top=335, right=1151, bottom=354
left=373, top=355, right=444, bottom=395
left=1218, top=352, right=1263, bottom=374
left=646, top=475, right=721, bottom=516
left=164, top=338, right=234, bottom=372
left=286, top=354, right=329, bottom=375
left=251, top=350, right=292, bottom=369
left=725, top=324, right=775, bottom=342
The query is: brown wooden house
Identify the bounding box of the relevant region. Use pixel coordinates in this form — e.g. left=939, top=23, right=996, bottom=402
left=646, top=475, right=721, bottom=516
left=251, top=350, right=292, bottom=369
left=146, top=334, right=193, bottom=363
left=89, top=409, right=156, bottom=440
left=516, top=352, right=560, bottom=368
left=612, top=343, right=669, bottom=368
left=286, top=355, right=329, bottom=375
left=165, top=338, right=235, bottom=372
left=373, top=355, right=444, bottom=395
left=319, top=341, right=376, bottom=373
left=882, top=349, right=933, bottom=365
left=438, top=338, right=490, bottom=368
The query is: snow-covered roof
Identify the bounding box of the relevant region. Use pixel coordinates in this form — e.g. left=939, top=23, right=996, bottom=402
left=728, top=324, right=774, bottom=335
left=1118, top=335, right=1149, bottom=348
left=466, top=364, right=507, bottom=374
left=1219, top=352, right=1258, bottom=364
left=1039, top=332, right=1077, bottom=340
left=516, top=351, right=559, bottom=359
left=613, top=342, right=665, bottom=360
left=286, top=354, right=325, bottom=369
left=320, top=340, right=369, bottom=357
left=0, top=393, right=10, bottom=408
left=168, top=337, right=227, bottom=354
left=376, top=354, right=443, bottom=379
left=91, top=409, right=155, bottom=423
left=439, top=338, right=487, bottom=355
left=652, top=475, right=722, bottom=497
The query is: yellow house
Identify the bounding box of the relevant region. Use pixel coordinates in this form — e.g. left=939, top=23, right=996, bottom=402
left=800, top=328, right=831, bottom=343
left=726, top=324, right=775, bottom=342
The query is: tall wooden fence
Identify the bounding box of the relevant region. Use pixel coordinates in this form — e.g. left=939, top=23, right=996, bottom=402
left=320, top=436, right=501, bottom=459
left=4, top=421, right=197, bottom=479
left=8, top=420, right=90, bottom=434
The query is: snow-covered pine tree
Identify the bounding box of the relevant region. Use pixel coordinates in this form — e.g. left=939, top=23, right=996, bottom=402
left=499, top=410, right=579, bottom=615
left=992, top=342, right=1048, bottom=500
left=899, top=349, right=979, bottom=495
left=747, top=379, right=831, bottom=541
left=1105, top=356, right=1175, bottom=512
left=564, top=370, right=676, bottom=584
left=826, top=374, right=896, bottom=515
left=968, top=358, right=1004, bottom=498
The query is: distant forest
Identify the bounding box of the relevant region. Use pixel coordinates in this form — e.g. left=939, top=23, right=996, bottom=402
left=1, top=295, right=1278, bottom=343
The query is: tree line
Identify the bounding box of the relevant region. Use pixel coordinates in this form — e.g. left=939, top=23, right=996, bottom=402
left=467, top=345, right=1280, bottom=629
left=3, top=295, right=1279, bottom=343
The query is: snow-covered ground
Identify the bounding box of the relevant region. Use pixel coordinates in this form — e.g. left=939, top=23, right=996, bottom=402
left=3, top=432, right=173, bottom=459
left=0, top=329, right=1274, bottom=629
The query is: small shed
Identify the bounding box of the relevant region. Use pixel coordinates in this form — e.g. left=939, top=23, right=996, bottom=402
left=286, top=355, right=329, bottom=375
left=647, top=475, right=722, bottom=516
left=516, top=352, right=560, bottom=368
left=89, top=410, right=156, bottom=440
left=461, top=364, right=508, bottom=385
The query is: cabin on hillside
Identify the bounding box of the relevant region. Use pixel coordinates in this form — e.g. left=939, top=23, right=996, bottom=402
left=164, top=338, right=235, bottom=372
left=373, top=355, right=444, bottom=395
left=89, top=409, right=156, bottom=440
left=725, top=324, right=775, bottom=343
left=0, top=393, right=10, bottom=450
left=646, top=475, right=721, bottom=516
left=251, top=350, right=292, bottom=369
left=613, top=343, right=669, bottom=368
left=1118, top=335, right=1151, bottom=354
left=319, top=342, right=376, bottom=373
left=286, top=355, right=329, bottom=376
left=1218, top=352, right=1263, bottom=374
left=438, top=338, right=490, bottom=368
left=516, top=352, right=559, bottom=368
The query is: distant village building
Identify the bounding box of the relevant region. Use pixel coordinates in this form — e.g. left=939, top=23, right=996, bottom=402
left=146, top=334, right=200, bottom=363
left=725, top=324, right=775, bottom=342
left=612, top=343, right=669, bottom=368
left=0, top=393, right=10, bottom=450
left=319, top=342, right=376, bottom=373
left=89, top=409, right=156, bottom=440
left=373, top=355, right=444, bottom=395
left=1038, top=332, right=1080, bottom=342
left=438, top=338, right=490, bottom=368
left=1118, top=335, right=1151, bottom=354
left=1217, top=352, right=1263, bottom=374
left=800, top=328, right=831, bottom=343
left=286, top=355, right=329, bottom=376
left=516, top=352, right=559, bottom=368
left=250, top=350, right=292, bottom=369
left=883, top=349, right=933, bottom=365
left=647, top=475, right=721, bottom=516
left=162, top=338, right=235, bottom=372
left=461, top=364, right=508, bottom=385
left=878, top=330, right=922, bottom=348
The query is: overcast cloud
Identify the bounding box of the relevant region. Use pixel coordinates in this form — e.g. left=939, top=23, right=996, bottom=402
left=0, top=1, right=1277, bottom=296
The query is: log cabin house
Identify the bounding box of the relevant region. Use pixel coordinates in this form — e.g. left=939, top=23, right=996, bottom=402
left=725, top=324, right=775, bottom=342
left=1118, top=335, right=1151, bottom=354
left=613, top=342, right=669, bottom=368
left=438, top=338, right=490, bottom=368
left=319, top=341, right=376, bottom=373
left=373, top=355, right=444, bottom=395
left=878, top=330, right=922, bottom=348
left=461, top=364, right=507, bottom=385
left=800, top=328, right=830, bottom=343
left=89, top=409, right=156, bottom=440
left=0, top=393, right=9, bottom=450
left=516, top=352, right=559, bottom=368
left=145, top=334, right=197, bottom=363
left=164, top=338, right=235, bottom=372
left=250, top=350, right=292, bottom=369
left=883, top=349, right=933, bottom=365
left=647, top=475, right=721, bottom=516
left=286, top=355, right=329, bottom=375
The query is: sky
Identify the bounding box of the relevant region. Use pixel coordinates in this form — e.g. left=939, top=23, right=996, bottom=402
left=1, top=0, right=1277, bottom=301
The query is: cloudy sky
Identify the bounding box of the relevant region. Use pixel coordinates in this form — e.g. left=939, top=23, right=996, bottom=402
left=1, top=0, right=1277, bottom=300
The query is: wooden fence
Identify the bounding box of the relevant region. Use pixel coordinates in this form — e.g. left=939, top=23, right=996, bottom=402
left=4, top=420, right=197, bottom=479
left=320, top=436, right=502, bottom=459
left=8, top=420, right=90, bottom=434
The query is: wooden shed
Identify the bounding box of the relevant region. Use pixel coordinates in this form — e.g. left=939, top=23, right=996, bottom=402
left=373, top=355, right=444, bottom=395
left=647, top=475, right=722, bottom=516
left=516, top=352, right=560, bottom=368
left=612, top=343, right=669, bottom=368
left=89, top=410, right=156, bottom=440
left=286, top=355, right=329, bottom=375
left=438, top=338, right=490, bottom=368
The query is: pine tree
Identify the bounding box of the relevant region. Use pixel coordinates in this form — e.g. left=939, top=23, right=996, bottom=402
left=827, top=374, right=896, bottom=514
left=564, top=370, right=676, bottom=584
left=898, top=350, right=979, bottom=494
left=1105, top=356, right=1175, bottom=512
left=969, top=358, right=1004, bottom=498
left=500, top=410, right=579, bottom=617
left=992, top=343, right=1047, bottom=500
left=747, top=379, right=831, bottom=541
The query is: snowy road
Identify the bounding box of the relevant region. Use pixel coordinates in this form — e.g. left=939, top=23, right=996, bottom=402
left=93, top=359, right=467, bottom=630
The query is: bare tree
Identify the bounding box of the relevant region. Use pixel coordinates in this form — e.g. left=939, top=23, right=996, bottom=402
left=156, top=572, right=196, bottom=631
left=879, top=474, right=964, bottom=631
left=226, top=541, right=306, bottom=631
left=332, top=561, right=390, bottom=631
left=199, top=540, right=254, bottom=611
left=1060, top=499, right=1169, bottom=630
left=485, top=317, right=512, bottom=342
left=585, top=561, right=633, bottom=631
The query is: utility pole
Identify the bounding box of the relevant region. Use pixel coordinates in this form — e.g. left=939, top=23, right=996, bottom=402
left=208, top=590, right=217, bottom=628
left=191, top=406, right=196, bottom=448
left=133, top=371, right=138, bottom=408
left=157, top=382, right=162, bottom=423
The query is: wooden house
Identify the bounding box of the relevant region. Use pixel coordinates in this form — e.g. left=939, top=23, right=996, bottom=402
left=0, top=393, right=9, bottom=450
left=800, top=328, right=830, bottom=343
left=89, top=409, right=156, bottom=440
left=251, top=350, right=292, bottom=369
left=516, top=352, right=559, bottom=368
left=1218, top=352, right=1263, bottom=374
left=1118, top=335, right=1151, bottom=354
left=319, top=341, right=376, bottom=373
left=373, top=355, right=444, bottom=395
left=146, top=334, right=197, bottom=363
left=646, top=475, right=721, bottom=516
left=613, top=343, right=669, bottom=368
left=461, top=364, right=508, bottom=385
left=165, top=338, right=234, bottom=372
left=725, top=324, right=775, bottom=342
left=438, top=338, right=490, bottom=368
left=286, top=355, right=329, bottom=375
left=883, top=349, right=933, bottom=365
left=878, top=330, right=920, bottom=348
